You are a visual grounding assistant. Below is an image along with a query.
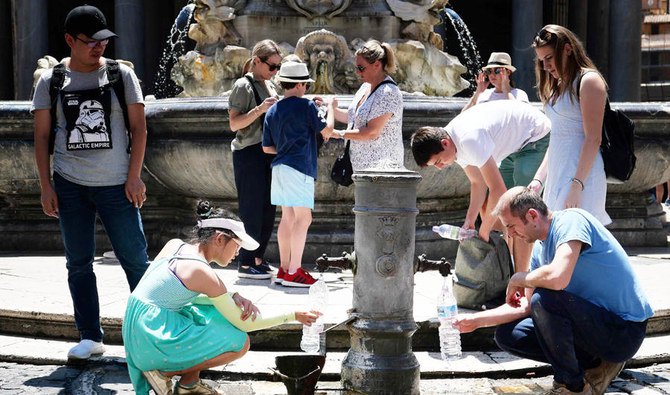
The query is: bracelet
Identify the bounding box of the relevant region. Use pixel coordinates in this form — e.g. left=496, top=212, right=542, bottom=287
left=570, top=177, right=584, bottom=191
left=531, top=178, right=544, bottom=188
left=231, top=291, right=239, bottom=301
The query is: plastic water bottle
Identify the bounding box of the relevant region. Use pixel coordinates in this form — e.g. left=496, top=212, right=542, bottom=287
left=300, top=278, right=329, bottom=354
left=432, top=224, right=477, bottom=241
left=437, top=276, right=462, bottom=361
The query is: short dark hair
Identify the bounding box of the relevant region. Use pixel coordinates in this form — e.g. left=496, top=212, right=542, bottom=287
left=410, top=126, right=449, bottom=167
left=492, top=187, right=548, bottom=223
left=280, top=81, right=299, bottom=90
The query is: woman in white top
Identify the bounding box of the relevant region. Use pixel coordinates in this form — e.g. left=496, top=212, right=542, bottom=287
left=529, top=24, right=611, bottom=225
left=330, top=40, right=404, bottom=172
left=462, top=52, right=529, bottom=112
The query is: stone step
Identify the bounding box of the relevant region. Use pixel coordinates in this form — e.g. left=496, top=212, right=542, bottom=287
left=1, top=333, right=669, bottom=381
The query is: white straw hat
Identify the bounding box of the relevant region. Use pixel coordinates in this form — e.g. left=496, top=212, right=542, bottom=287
left=482, top=52, right=516, bottom=72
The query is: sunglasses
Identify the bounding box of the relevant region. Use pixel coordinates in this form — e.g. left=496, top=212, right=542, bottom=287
left=303, top=82, right=311, bottom=90
left=262, top=59, right=281, bottom=72
left=483, top=67, right=505, bottom=76
left=74, top=36, right=109, bottom=48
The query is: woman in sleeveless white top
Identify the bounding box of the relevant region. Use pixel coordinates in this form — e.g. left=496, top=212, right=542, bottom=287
left=543, top=75, right=611, bottom=224
left=530, top=25, right=611, bottom=225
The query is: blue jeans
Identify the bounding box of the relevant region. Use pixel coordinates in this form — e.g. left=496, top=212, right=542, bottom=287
left=232, top=143, right=277, bottom=266
left=54, top=172, right=148, bottom=342
left=495, top=288, right=647, bottom=391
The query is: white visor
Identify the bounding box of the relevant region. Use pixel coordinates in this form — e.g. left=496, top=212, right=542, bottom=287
left=197, top=218, right=260, bottom=251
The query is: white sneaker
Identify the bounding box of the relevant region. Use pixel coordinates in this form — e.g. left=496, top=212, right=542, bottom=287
left=67, top=339, right=106, bottom=359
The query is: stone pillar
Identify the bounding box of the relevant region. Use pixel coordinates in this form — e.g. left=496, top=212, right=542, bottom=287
left=341, top=169, right=421, bottom=395
left=512, top=0, right=543, bottom=101
left=587, top=0, right=609, bottom=79
left=0, top=0, right=13, bottom=99
left=609, top=0, right=641, bottom=101
left=114, top=0, right=146, bottom=81
left=11, top=0, right=49, bottom=100
left=568, top=0, right=588, bottom=41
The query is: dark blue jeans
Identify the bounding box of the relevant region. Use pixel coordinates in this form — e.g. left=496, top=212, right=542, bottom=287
left=54, top=172, right=148, bottom=342
left=495, top=288, right=647, bottom=390
left=232, top=143, right=276, bottom=266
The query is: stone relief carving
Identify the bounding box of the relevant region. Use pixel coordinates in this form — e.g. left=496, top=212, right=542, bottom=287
left=386, top=0, right=448, bottom=49
left=164, top=0, right=469, bottom=96
left=188, top=0, right=246, bottom=55
left=294, top=29, right=357, bottom=94
left=374, top=216, right=399, bottom=278
left=390, top=40, right=468, bottom=96
left=285, top=0, right=353, bottom=19
left=171, top=45, right=251, bottom=97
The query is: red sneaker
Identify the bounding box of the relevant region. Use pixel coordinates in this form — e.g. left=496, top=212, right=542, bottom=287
left=275, top=267, right=286, bottom=284
left=282, top=268, right=316, bottom=287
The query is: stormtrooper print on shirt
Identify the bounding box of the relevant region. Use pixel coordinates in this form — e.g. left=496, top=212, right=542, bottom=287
left=62, top=85, right=113, bottom=151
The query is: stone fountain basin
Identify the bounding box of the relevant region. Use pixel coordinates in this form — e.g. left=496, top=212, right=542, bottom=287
left=0, top=97, right=668, bottom=258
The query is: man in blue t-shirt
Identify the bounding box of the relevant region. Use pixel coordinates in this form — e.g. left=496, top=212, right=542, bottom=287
left=454, top=187, right=653, bottom=395
left=262, top=61, right=334, bottom=287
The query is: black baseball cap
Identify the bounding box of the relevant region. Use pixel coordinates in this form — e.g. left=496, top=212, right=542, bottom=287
left=64, top=5, right=118, bottom=40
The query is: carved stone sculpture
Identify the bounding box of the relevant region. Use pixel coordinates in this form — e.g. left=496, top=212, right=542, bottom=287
left=285, top=0, right=353, bottom=19
left=188, top=0, right=246, bottom=55
left=294, top=29, right=357, bottom=94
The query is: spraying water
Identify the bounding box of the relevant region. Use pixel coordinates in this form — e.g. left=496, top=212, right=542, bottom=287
left=153, top=2, right=196, bottom=99
left=442, top=6, right=482, bottom=96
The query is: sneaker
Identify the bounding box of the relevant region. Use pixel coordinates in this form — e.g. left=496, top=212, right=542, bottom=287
left=274, top=267, right=286, bottom=284
left=282, top=268, right=317, bottom=287
left=174, top=379, right=221, bottom=394
left=547, top=381, right=593, bottom=395
left=67, top=339, right=105, bottom=359
left=585, top=360, right=625, bottom=395
left=143, top=370, right=173, bottom=395
left=238, top=264, right=272, bottom=279
left=258, top=259, right=278, bottom=274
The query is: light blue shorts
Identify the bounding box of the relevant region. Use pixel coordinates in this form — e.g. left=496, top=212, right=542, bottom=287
left=271, top=164, right=315, bottom=209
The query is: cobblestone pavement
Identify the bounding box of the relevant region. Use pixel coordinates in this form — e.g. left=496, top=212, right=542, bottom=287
left=0, top=362, right=668, bottom=394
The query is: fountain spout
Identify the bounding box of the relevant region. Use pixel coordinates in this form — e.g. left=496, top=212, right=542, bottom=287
left=415, top=254, right=452, bottom=277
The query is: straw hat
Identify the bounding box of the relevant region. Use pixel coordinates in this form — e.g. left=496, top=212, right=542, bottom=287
left=482, top=52, right=516, bottom=72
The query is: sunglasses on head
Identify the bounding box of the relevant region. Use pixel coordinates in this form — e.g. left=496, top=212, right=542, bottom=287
left=262, top=59, right=281, bottom=71
left=536, top=28, right=556, bottom=42
left=484, top=67, right=505, bottom=76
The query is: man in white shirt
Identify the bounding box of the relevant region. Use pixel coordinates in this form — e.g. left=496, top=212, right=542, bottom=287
left=410, top=100, right=550, bottom=271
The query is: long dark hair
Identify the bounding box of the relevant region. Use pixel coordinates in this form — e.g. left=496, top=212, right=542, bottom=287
left=532, top=24, right=604, bottom=105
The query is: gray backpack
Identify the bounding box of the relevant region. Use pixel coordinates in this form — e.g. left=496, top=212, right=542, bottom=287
left=453, top=232, right=513, bottom=310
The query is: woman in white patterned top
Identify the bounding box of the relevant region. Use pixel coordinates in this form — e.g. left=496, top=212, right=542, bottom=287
left=330, top=40, right=404, bottom=172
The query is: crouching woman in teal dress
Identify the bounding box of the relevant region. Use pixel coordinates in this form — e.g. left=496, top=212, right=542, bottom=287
left=123, top=201, right=319, bottom=395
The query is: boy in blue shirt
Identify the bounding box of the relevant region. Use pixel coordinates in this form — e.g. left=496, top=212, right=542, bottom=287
left=262, top=61, right=334, bottom=287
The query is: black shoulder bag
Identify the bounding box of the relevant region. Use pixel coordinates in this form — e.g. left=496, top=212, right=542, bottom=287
left=576, top=73, right=636, bottom=183
left=330, top=79, right=397, bottom=187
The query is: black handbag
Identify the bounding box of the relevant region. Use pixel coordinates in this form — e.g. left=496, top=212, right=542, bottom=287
left=576, top=73, right=636, bottom=183
left=331, top=140, right=353, bottom=186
